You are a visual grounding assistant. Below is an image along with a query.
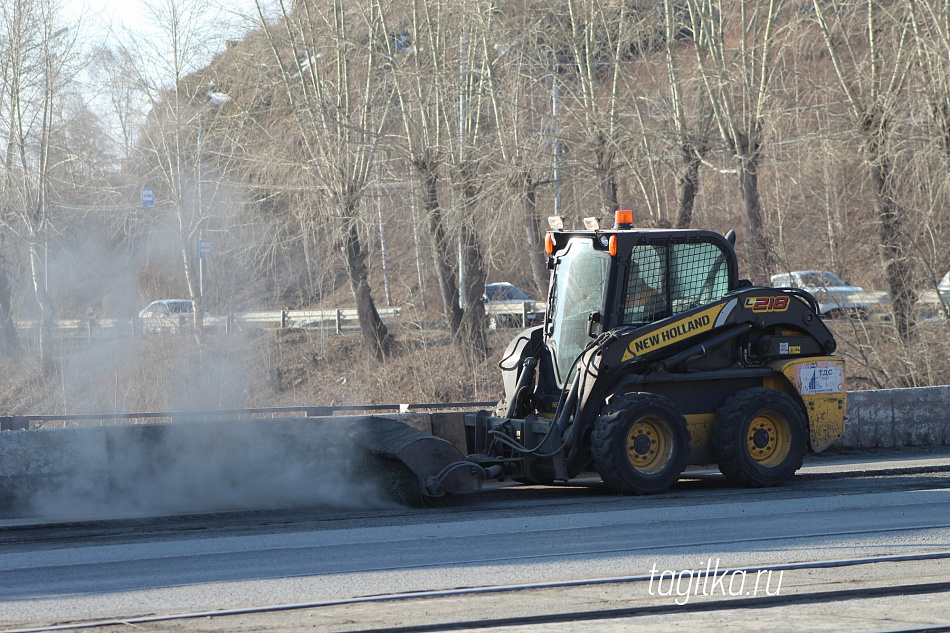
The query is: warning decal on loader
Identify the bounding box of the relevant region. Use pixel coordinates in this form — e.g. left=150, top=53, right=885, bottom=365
left=622, top=304, right=725, bottom=362
left=795, top=360, right=845, bottom=395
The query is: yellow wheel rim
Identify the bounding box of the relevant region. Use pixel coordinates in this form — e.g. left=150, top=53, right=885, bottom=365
left=626, top=418, right=671, bottom=473
left=746, top=412, right=792, bottom=467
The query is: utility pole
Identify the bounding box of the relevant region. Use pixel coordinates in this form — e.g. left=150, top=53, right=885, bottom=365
left=458, top=30, right=469, bottom=311
left=552, top=72, right=562, bottom=215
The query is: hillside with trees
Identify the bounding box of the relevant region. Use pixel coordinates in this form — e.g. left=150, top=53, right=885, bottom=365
left=1, top=0, right=949, bottom=415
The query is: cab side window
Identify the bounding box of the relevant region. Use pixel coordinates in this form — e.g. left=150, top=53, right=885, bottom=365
left=669, top=242, right=731, bottom=312
left=624, top=245, right=668, bottom=324
left=623, top=241, right=731, bottom=325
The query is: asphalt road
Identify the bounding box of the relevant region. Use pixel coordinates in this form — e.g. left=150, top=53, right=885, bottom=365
left=2, top=449, right=950, bottom=632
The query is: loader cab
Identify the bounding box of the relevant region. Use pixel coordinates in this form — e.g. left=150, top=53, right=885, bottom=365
left=543, top=214, right=739, bottom=385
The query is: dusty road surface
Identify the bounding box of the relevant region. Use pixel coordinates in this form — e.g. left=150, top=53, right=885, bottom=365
left=2, top=449, right=950, bottom=633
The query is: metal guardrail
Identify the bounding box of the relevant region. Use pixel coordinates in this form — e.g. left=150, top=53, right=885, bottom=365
left=810, top=289, right=950, bottom=322
left=916, top=289, right=950, bottom=321
left=245, top=306, right=402, bottom=331
left=807, top=290, right=890, bottom=314
left=17, top=302, right=551, bottom=338
left=838, top=290, right=891, bottom=305
left=0, top=401, right=497, bottom=431
left=918, top=290, right=950, bottom=304
left=924, top=289, right=948, bottom=302
left=15, top=306, right=405, bottom=338
left=484, top=301, right=546, bottom=328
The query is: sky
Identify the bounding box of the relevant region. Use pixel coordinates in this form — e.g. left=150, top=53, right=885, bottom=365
left=61, top=0, right=264, bottom=70
left=63, top=0, right=264, bottom=31
left=66, top=0, right=152, bottom=34
left=57, top=0, right=266, bottom=149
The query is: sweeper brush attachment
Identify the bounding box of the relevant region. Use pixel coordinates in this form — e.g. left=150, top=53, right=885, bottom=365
left=344, top=417, right=484, bottom=507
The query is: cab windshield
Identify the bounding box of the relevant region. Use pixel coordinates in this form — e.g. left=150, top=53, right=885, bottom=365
left=546, top=238, right=608, bottom=383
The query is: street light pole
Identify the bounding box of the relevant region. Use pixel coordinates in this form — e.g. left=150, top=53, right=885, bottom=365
left=44, top=218, right=48, bottom=294
left=41, top=27, right=68, bottom=297
left=458, top=30, right=469, bottom=311
left=196, top=124, right=204, bottom=306
left=552, top=73, right=562, bottom=215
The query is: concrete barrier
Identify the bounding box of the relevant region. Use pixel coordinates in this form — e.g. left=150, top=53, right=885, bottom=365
left=0, top=414, right=438, bottom=517
left=838, top=386, right=950, bottom=449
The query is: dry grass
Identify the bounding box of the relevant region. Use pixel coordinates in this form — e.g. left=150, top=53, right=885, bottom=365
left=2, top=314, right=947, bottom=419
left=829, top=317, right=950, bottom=390
left=0, top=326, right=508, bottom=418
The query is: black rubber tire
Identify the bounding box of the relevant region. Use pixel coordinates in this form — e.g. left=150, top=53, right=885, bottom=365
left=712, top=388, right=807, bottom=488
left=590, top=393, right=690, bottom=495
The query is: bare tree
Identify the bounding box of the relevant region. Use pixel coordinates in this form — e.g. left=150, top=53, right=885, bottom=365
left=907, top=0, right=950, bottom=326
left=449, top=0, right=494, bottom=358
left=120, top=0, right=243, bottom=342
left=560, top=0, right=631, bottom=217
left=0, top=244, right=18, bottom=356
left=376, top=0, right=494, bottom=358
left=599, top=0, right=714, bottom=229
left=662, top=0, right=712, bottom=229
left=685, top=0, right=786, bottom=282
left=0, top=0, right=79, bottom=369
left=478, top=7, right=559, bottom=295
left=90, top=47, right=147, bottom=165
left=375, top=0, right=464, bottom=332
left=814, top=0, right=917, bottom=341
left=253, top=0, right=393, bottom=358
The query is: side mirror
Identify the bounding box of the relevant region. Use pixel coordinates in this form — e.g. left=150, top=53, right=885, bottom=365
left=587, top=311, right=601, bottom=338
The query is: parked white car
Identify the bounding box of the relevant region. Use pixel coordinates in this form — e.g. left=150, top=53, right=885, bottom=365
left=940, top=271, right=950, bottom=292
left=138, top=299, right=210, bottom=334
left=770, top=271, right=870, bottom=318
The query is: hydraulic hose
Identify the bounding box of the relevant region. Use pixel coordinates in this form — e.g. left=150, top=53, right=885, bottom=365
left=505, top=357, right=538, bottom=418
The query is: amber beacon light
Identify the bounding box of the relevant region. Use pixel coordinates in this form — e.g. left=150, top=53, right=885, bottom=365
left=613, top=209, right=633, bottom=229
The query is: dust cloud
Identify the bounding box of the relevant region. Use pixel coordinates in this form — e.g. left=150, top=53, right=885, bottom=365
left=3, top=170, right=402, bottom=521
left=20, top=418, right=398, bottom=520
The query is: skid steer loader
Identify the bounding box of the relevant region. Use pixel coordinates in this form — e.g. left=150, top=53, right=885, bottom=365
left=347, top=211, right=846, bottom=503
